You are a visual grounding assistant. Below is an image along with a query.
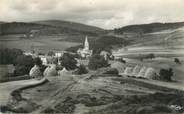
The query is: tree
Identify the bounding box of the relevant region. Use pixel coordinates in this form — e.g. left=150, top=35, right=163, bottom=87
left=88, top=54, right=109, bottom=70
left=33, top=57, right=42, bottom=66
left=0, top=48, right=23, bottom=65
left=159, top=68, right=173, bottom=81
left=74, top=64, right=88, bottom=75
left=48, top=51, right=55, bottom=56
left=60, top=53, right=77, bottom=70
left=14, top=55, right=34, bottom=76
left=33, top=57, right=46, bottom=74
left=174, top=58, right=181, bottom=64
left=146, top=53, right=155, bottom=59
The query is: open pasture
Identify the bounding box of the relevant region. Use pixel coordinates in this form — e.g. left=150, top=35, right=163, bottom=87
left=0, top=35, right=81, bottom=53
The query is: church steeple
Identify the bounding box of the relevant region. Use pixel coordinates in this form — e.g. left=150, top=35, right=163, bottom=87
left=77, top=35, right=92, bottom=58
left=84, top=36, right=89, bottom=50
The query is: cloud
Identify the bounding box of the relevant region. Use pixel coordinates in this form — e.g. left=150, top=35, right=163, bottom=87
left=0, top=0, right=184, bottom=29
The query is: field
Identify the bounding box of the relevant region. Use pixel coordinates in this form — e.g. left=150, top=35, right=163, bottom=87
left=0, top=65, right=14, bottom=79
left=112, top=27, right=184, bottom=83
left=2, top=75, right=184, bottom=114
left=0, top=34, right=81, bottom=53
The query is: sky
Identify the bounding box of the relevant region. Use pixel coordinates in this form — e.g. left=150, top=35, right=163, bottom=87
left=0, top=0, right=184, bottom=29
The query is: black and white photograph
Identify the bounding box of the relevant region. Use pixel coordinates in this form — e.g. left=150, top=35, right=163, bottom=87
left=0, top=0, right=184, bottom=113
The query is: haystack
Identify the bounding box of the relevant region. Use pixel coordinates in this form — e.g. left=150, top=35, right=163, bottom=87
left=132, top=65, right=142, bottom=77
left=123, top=67, right=133, bottom=76
left=29, top=65, right=42, bottom=78
left=137, top=66, right=147, bottom=78
left=58, top=67, right=68, bottom=76
left=144, top=67, right=157, bottom=79
left=111, top=61, right=126, bottom=74
left=44, top=65, right=57, bottom=77
left=43, top=66, right=50, bottom=76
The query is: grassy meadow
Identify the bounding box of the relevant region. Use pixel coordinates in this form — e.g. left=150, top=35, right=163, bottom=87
left=0, top=34, right=81, bottom=53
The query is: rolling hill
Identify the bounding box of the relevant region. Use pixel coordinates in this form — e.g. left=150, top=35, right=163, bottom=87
left=33, top=20, right=104, bottom=33
left=0, top=22, right=47, bottom=35
left=114, top=22, right=184, bottom=34
left=0, top=20, right=104, bottom=36
left=1, top=20, right=184, bottom=54
left=66, top=21, right=184, bottom=54
left=0, top=20, right=105, bottom=52
left=0, top=21, right=4, bottom=24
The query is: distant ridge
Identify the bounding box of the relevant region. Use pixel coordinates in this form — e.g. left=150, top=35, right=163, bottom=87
left=33, top=20, right=104, bottom=32
left=0, top=20, right=104, bottom=36
left=114, top=21, right=184, bottom=34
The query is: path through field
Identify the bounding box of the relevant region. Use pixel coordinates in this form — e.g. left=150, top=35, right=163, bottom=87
left=0, top=79, right=44, bottom=106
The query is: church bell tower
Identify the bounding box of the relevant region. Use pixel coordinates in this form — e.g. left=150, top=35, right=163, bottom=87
left=84, top=36, right=89, bottom=50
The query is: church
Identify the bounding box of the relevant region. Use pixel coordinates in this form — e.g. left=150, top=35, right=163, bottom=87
left=77, top=36, right=93, bottom=58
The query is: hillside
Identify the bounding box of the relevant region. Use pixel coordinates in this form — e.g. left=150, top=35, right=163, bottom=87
left=0, top=20, right=104, bottom=36
left=33, top=20, right=104, bottom=33
left=4, top=76, right=184, bottom=114
left=66, top=35, right=129, bottom=53
left=114, top=22, right=184, bottom=34
left=0, top=21, right=4, bottom=24
left=0, top=22, right=47, bottom=35
left=66, top=24, right=184, bottom=54
left=1, top=20, right=184, bottom=53
left=112, top=26, right=184, bottom=58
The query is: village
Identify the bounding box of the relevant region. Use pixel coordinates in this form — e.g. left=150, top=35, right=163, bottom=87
left=15, top=35, right=162, bottom=80
left=1, top=32, right=184, bottom=114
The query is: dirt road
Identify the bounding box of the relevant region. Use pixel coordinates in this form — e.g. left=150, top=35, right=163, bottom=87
left=0, top=79, right=44, bottom=106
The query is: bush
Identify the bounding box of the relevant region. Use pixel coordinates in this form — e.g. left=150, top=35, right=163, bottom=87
left=56, top=65, right=63, bottom=71
left=159, top=68, right=173, bottom=81
left=139, top=53, right=155, bottom=61
left=60, top=53, right=77, bottom=70
left=146, top=53, right=155, bottom=59
left=174, top=58, right=181, bottom=64
left=117, top=58, right=126, bottom=63
left=74, top=64, right=88, bottom=75
left=88, top=54, right=109, bottom=70
left=38, top=52, right=45, bottom=56
left=102, top=68, right=119, bottom=75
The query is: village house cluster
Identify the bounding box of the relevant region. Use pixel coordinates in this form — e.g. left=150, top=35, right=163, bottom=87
left=24, top=36, right=94, bottom=65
